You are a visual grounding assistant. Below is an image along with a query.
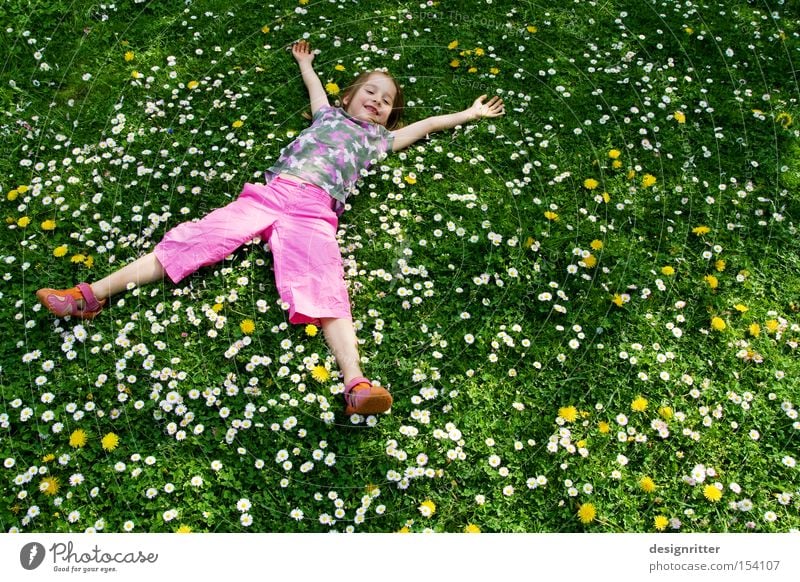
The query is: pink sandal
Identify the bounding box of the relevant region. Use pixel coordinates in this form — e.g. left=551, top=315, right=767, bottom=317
left=343, top=377, right=393, bottom=415
left=36, top=283, right=106, bottom=320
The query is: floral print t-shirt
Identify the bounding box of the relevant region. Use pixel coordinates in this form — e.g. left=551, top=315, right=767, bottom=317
left=267, top=105, right=394, bottom=213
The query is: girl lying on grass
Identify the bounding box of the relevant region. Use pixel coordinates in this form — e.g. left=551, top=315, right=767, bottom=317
left=37, top=40, right=504, bottom=416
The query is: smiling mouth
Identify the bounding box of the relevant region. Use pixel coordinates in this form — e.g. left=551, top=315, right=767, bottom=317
left=365, top=105, right=378, bottom=115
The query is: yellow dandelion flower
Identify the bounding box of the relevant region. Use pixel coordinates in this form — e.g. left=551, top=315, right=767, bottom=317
left=582, top=254, right=597, bottom=268
left=673, top=111, right=686, bottom=124
left=748, top=323, right=761, bottom=337
left=240, top=319, right=255, bottom=335
left=131, top=70, right=142, bottom=79
left=261, top=25, right=270, bottom=33
left=448, top=40, right=459, bottom=50
left=398, top=526, right=411, bottom=533
left=765, top=319, right=780, bottom=333
left=692, top=225, right=710, bottom=235
left=612, top=160, right=623, bottom=169
left=404, top=175, right=417, bottom=184
left=590, top=239, right=604, bottom=251
left=311, top=365, right=330, bottom=383
left=658, top=406, right=673, bottom=420
left=704, top=274, right=719, bottom=289
left=598, top=421, right=610, bottom=434
left=419, top=499, right=436, bottom=517
left=711, top=317, right=726, bottom=331
left=576, top=439, right=587, bottom=448
left=450, top=59, right=460, bottom=68
left=489, top=67, right=499, bottom=75
left=642, top=174, right=657, bottom=188
left=334, top=64, right=346, bottom=72
left=467, top=67, right=478, bottom=73
left=212, top=303, right=224, bottom=313
left=577, top=503, right=596, bottom=524
left=101, top=432, right=120, bottom=452
left=305, top=324, right=318, bottom=337
left=176, top=524, right=192, bottom=533
left=325, top=82, right=340, bottom=96
left=7, top=189, right=19, bottom=201
left=474, top=48, right=484, bottom=56
left=124, top=51, right=135, bottom=62
left=703, top=485, right=722, bottom=502
left=544, top=211, right=559, bottom=221
left=187, top=80, right=199, bottom=90
left=608, top=149, right=621, bottom=159
left=734, top=303, right=748, bottom=313
left=639, top=476, right=657, bottom=493
left=602, top=192, right=611, bottom=203
left=661, top=265, right=675, bottom=276
left=42, top=453, right=55, bottom=463
left=685, top=27, right=694, bottom=35
left=526, top=25, right=538, bottom=33
left=631, top=396, right=648, bottom=412
left=41, top=219, right=56, bottom=231
left=84, top=255, right=94, bottom=268
left=611, top=294, right=626, bottom=307
left=232, top=120, right=244, bottom=128
left=53, top=245, right=69, bottom=258
left=715, top=259, right=726, bottom=272
left=464, top=523, right=481, bottom=533
left=583, top=178, right=599, bottom=190
left=17, top=216, right=31, bottom=228
left=776, top=112, right=793, bottom=128
left=69, top=429, right=88, bottom=448
left=654, top=515, right=669, bottom=531
left=559, top=406, right=578, bottom=422
left=71, top=254, right=86, bottom=264
left=40, top=476, right=60, bottom=496
left=626, top=169, right=636, bottom=180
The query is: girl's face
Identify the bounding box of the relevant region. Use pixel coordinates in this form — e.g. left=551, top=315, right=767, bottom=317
left=343, top=73, right=397, bottom=126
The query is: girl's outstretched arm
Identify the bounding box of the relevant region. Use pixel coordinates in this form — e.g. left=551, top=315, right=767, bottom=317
left=390, top=94, right=504, bottom=152
left=292, top=40, right=329, bottom=116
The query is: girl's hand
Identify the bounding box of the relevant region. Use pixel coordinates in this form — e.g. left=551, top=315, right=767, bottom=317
left=468, top=94, right=505, bottom=121
left=292, top=40, right=315, bottom=65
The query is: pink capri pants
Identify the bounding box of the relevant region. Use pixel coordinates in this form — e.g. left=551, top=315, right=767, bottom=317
left=153, top=176, right=351, bottom=325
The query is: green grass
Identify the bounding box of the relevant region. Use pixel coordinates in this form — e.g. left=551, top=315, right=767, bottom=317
left=1, top=0, right=799, bottom=533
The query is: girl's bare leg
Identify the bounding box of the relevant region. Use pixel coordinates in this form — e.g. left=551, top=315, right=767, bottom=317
left=320, top=317, right=363, bottom=384
left=321, top=317, right=393, bottom=414
left=89, top=252, right=166, bottom=302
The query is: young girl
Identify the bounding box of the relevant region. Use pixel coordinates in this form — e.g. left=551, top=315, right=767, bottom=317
left=36, top=40, right=505, bottom=416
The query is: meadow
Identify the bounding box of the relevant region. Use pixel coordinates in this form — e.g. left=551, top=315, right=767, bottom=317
left=1, top=0, right=799, bottom=533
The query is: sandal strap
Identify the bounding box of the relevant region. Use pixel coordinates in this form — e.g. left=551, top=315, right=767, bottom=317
left=343, top=377, right=372, bottom=407
left=76, top=282, right=102, bottom=312
left=344, top=376, right=371, bottom=393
